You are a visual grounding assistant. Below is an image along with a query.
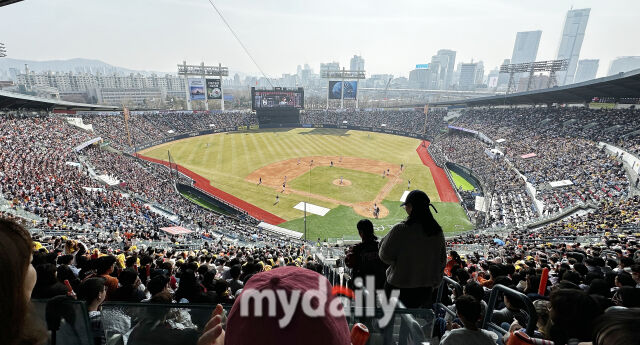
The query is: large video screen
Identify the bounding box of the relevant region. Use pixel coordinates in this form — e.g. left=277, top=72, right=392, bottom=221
left=251, top=88, right=304, bottom=110
left=328, top=81, right=358, bottom=99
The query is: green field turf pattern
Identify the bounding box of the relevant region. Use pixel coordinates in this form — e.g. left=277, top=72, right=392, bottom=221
left=450, top=171, right=475, bottom=191
left=278, top=200, right=474, bottom=240
left=143, top=129, right=434, bottom=220
left=288, top=166, right=387, bottom=204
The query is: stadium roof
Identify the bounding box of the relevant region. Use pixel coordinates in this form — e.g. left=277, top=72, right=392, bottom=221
left=0, top=0, right=24, bottom=7
left=0, top=90, right=119, bottom=111
left=432, top=68, right=640, bottom=107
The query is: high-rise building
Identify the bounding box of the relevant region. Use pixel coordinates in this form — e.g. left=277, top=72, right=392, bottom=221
left=320, top=62, right=340, bottom=76
left=556, top=8, right=590, bottom=85
left=475, top=61, right=485, bottom=85
left=574, top=59, right=599, bottom=83
left=350, top=55, right=365, bottom=71
left=510, top=30, right=542, bottom=89
left=511, top=31, right=542, bottom=64
left=487, top=68, right=500, bottom=88
left=607, top=56, right=640, bottom=75
left=497, top=59, right=511, bottom=88
left=409, top=66, right=430, bottom=89
left=459, top=63, right=479, bottom=90
left=435, top=49, right=456, bottom=89
left=427, top=57, right=445, bottom=89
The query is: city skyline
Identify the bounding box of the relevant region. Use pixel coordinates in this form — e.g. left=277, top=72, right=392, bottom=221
left=0, top=0, right=639, bottom=79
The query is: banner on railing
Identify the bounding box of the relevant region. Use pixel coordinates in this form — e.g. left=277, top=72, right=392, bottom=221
left=549, top=180, right=573, bottom=188
left=447, top=125, right=478, bottom=135
left=73, top=137, right=102, bottom=152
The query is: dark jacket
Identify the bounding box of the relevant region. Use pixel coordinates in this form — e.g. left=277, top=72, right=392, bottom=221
left=379, top=221, right=446, bottom=288
left=346, top=240, right=388, bottom=289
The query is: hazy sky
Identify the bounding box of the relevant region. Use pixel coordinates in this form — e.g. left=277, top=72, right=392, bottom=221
left=1, top=0, right=639, bottom=78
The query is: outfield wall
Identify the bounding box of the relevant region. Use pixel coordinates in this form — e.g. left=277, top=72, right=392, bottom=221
left=135, top=124, right=429, bottom=151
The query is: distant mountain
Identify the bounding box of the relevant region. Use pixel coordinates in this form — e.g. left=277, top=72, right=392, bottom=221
left=0, top=58, right=169, bottom=76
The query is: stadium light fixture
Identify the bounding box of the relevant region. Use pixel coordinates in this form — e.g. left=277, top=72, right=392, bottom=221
left=177, top=61, right=229, bottom=111
left=499, top=59, right=568, bottom=94
left=320, top=68, right=366, bottom=109
left=0, top=43, right=7, bottom=58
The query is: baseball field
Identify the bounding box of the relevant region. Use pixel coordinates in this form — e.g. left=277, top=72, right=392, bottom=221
left=140, top=128, right=473, bottom=239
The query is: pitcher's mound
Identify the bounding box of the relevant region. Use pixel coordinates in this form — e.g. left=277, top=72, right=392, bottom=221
left=332, top=179, right=352, bottom=186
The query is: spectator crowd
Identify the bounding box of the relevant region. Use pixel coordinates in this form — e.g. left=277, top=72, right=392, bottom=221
left=0, top=105, right=639, bottom=345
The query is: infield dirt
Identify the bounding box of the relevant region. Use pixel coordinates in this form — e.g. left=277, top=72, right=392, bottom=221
left=246, top=156, right=400, bottom=218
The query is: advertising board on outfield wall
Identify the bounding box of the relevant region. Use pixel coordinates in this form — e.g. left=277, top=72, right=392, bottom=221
left=135, top=126, right=242, bottom=151
left=134, top=124, right=427, bottom=151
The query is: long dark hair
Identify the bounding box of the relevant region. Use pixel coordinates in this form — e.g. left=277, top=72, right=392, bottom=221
left=357, top=219, right=377, bottom=242
left=0, top=218, right=48, bottom=345
left=406, top=209, right=442, bottom=236
left=174, top=269, right=202, bottom=302
left=404, top=191, right=443, bottom=236
left=405, top=210, right=442, bottom=236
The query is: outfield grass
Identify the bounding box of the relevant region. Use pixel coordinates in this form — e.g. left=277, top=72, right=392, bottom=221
left=450, top=171, right=475, bottom=191
left=141, top=128, right=474, bottom=237
left=142, top=128, right=438, bottom=220
left=288, top=166, right=387, bottom=203
left=278, top=200, right=474, bottom=240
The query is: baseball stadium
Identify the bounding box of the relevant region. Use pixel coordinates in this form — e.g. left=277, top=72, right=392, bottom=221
left=1, top=1, right=640, bottom=345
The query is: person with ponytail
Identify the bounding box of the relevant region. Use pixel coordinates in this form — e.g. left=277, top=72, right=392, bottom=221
left=379, top=190, right=446, bottom=308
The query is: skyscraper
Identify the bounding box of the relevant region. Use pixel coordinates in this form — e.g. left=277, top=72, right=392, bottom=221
left=607, top=56, right=640, bottom=75
left=350, top=55, right=365, bottom=71
left=409, top=67, right=429, bottom=89
left=497, top=59, right=511, bottom=88
left=574, top=59, right=599, bottom=83
left=436, top=49, right=456, bottom=89
left=556, top=8, right=590, bottom=85
left=474, top=61, right=485, bottom=85
left=319, top=62, right=340, bottom=76
left=428, top=55, right=446, bottom=89
left=459, top=63, right=479, bottom=90
left=511, top=31, right=542, bottom=64
left=510, top=30, right=541, bottom=89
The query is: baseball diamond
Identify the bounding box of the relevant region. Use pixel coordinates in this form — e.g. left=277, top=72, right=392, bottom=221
left=140, top=128, right=473, bottom=239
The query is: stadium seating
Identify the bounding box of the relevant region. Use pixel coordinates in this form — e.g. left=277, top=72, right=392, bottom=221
left=1, top=105, right=639, bottom=345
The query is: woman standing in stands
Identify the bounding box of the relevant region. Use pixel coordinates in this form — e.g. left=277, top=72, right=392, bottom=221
left=0, top=218, right=48, bottom=345
left=379, top=190, right=446, bottom=308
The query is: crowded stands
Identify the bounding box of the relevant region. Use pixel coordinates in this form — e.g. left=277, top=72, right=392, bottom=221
left=1, top=104, right=639, bottom=345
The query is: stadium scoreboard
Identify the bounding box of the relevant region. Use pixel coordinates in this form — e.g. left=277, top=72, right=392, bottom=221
left=251, top=87, right=304, bottom=111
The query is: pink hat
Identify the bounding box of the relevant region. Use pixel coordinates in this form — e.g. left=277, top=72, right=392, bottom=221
left=225, top=266, right=350, bottom=345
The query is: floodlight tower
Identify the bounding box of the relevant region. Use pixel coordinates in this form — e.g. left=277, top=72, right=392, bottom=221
left=499, top=59, right=568, bottom=94
left=178, top=61, right=229, bottom=110
left=0, top=43, right=7, bottom=58
left=321, top=68, right=366, bottom=109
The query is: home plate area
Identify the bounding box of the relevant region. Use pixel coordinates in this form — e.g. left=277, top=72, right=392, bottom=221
left=293, top=202, right=331, bottom=216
